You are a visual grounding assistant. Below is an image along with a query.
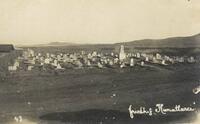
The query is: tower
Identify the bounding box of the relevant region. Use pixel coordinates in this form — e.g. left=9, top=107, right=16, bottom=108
left=119, top=45, right=126, bottom=61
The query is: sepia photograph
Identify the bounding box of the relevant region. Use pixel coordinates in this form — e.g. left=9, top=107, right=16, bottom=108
left=0, top=0, right=200, bottom=124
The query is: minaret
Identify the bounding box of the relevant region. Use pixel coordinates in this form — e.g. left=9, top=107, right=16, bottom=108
left=119, top=45, right=126, bottom=61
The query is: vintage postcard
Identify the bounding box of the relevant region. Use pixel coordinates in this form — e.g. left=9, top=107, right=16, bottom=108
left=0, top=0, right=199, bottom=124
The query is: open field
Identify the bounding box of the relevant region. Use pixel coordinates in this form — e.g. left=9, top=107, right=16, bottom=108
left=0, top=62, right=199, bottom=123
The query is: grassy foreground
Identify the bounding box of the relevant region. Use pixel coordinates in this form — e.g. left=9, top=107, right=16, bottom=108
left=0, top=64, right=199, bottom=124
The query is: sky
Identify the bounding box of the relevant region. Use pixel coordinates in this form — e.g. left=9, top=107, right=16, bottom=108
left=0, top=0, right=200, bottom=45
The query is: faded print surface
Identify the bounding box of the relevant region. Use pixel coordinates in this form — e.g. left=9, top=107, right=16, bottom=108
left=0, top=0, right=200, bottom=124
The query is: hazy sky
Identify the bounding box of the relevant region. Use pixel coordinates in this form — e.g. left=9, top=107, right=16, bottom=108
left=0, top=0, right=200, bottom=45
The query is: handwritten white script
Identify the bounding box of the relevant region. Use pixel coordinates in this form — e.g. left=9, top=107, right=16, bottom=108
left=128, top=104, right=195, bottom=119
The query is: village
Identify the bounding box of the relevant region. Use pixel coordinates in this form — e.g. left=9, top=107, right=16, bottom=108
left=7, top=45, right=198, bottom=72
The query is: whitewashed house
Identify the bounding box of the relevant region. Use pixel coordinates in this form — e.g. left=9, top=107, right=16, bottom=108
left=52, top=59, right=58, bottom=67
left=44, top=58, right=50, bottom=64
left=109, top=60, right=114, bottom=66
left=87, top=60, right=91, bottom=66
left=27, top=66, right=34, bottom=71
left=130, top=58, right=134, bottom=67
left=161, top=60, right=167, bottom=65
left=114, top=58, right=119, bottom=64
left=136, top=53, right=141, bottom=58
left=97, top=62, right=103, bottom=68
left=8, top=65, right=17, bottom=71
left=145, top=57, right=149, bottom=62
left=120, top=62, right=125, bottom=68
left=92, top=51, right=97, bottom=57
left=141, top=61, right=144, bottom=66
left=156, top=53, right=162, bottom=60
left=56, top=63, right=64, bottom=70
left=14, top=61, right=20, bottom=67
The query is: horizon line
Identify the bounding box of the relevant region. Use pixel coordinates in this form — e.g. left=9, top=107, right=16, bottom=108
left=1, top=32, right=199, bottom=47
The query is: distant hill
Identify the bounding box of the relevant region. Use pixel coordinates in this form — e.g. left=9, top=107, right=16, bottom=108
left=47, top=34, right=200, bottom=48
left=21, top=33, right=200, bottom=48
left=18, top=42, right=77, bottom=47
left=43, top=42, right=77, bottom=46
left=116, top=33, right=200, bottom=48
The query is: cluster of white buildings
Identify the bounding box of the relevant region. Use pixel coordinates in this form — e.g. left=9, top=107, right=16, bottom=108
left=8, top=45, right=198, bottom=71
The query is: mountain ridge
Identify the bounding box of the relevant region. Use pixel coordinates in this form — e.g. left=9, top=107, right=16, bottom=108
left=116, top=33, right=200, bottom=48
left=18, top=33, right=200, bottom=48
